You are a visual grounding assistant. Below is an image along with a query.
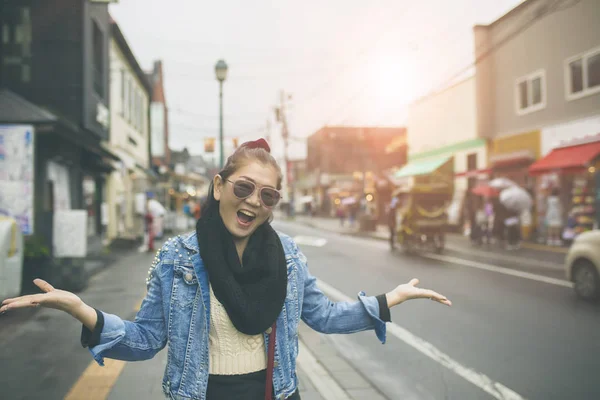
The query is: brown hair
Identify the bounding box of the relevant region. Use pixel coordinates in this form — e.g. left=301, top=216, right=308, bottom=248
left=202, top=142, right=283, bottom=214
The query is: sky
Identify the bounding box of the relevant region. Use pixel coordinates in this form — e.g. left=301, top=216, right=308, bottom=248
left=109, top=0, right=524, bottom=162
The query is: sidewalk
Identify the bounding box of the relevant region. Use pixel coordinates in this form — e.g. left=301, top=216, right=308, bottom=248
left=288, top=214, right=566, bottom=268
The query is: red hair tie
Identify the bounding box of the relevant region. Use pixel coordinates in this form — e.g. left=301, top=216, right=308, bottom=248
left=241, top=138, right=271, bottom=153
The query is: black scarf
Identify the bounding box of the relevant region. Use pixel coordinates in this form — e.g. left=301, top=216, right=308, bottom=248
left=195, top=205, right=287, bottom=335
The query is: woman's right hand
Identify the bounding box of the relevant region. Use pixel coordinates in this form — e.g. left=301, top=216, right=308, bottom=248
left=1, top=279, right=84, bottom=317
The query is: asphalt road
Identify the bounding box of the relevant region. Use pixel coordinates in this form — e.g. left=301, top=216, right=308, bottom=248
left=272, top=219, right=600, bottom=400
left=1, top=221, right=599, bottom=400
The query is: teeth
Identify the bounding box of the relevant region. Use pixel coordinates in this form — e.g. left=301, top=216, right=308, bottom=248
left=239, top=210, right=256, bottom=218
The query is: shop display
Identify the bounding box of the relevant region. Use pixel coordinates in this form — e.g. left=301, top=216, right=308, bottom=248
left=569, top=177, right=596, bottom=235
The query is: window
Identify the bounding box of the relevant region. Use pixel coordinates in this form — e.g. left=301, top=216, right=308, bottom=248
left=1, top=7, right=32, bottom=84
left=515, top=70, right=546, bottom=115
left=467, top=153, right=477, bottom=171
left=120, top=69, right=125, bottom=115
left=92, top=21, right=104, bottom=97
left=565, top=46, right=600, bottom=100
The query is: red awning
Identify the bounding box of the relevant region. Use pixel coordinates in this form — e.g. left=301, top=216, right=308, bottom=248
left=529, top=141, right=600, bottom=176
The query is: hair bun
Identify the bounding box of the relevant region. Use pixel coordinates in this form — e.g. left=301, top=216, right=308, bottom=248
left=241, top=138, right=271, bottom=153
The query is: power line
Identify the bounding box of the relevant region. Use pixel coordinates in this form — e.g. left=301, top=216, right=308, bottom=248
left=421, top=0, right=579, bottom=102
left=323, top=0, right=579, bottom=129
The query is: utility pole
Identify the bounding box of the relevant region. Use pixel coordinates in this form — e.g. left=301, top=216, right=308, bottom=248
left=276, top=90, right=293, bottom=216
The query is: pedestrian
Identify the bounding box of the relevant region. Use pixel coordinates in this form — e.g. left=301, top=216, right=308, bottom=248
left=387, top=196, right=399, bottom=250
left=545, top=187, right=563, bottom=246
left=484, top=198, right=495, bottom=244
left=194, top=201, right=202, bottom=220
left=505, top=210, right=521, bottom=250
left=336, top=205, right=345, bottom=227
left=0, top=139, right=451, bottom=400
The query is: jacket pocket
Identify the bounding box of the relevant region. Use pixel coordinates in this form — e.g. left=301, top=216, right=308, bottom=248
left=172, top=263, right=198, bottom=309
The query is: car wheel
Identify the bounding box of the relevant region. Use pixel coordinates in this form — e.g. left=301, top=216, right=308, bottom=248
left=573, top=259, right=600, bottom=301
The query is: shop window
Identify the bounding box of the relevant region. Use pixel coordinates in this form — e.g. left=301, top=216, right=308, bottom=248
left=565, top=46, right=600, bottom=101
left=515, top=70, right=546, bottom=115
left=92, top=20, right=104, bottom=98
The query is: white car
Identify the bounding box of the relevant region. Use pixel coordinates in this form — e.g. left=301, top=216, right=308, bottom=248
left=565, top=230, right=600, bottom=301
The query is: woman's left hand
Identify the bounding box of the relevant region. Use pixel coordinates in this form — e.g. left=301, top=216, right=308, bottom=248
left=386, top=278, right=452, bottom=308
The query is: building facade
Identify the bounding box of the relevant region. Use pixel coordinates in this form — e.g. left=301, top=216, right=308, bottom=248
left=0, top=0, right=118, bottom=289
left=306, top=126, right=407, bottom=220
left=474, top=0, right=600, bottom=238
left=406, top=75, right=488, bottom=227
left=105, top=20, right=152, bottom=243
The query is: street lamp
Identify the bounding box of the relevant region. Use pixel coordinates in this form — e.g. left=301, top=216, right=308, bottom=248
left=215, top=59, right=228, bottom=168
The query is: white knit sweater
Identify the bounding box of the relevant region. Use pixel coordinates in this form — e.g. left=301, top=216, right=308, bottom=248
left=208, top=285, right=267, bottom=375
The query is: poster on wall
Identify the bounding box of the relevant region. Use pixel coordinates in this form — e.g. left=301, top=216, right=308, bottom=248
left=0, top=125, right=35, bottom=235
left=53, top=210, right=87, bottom=257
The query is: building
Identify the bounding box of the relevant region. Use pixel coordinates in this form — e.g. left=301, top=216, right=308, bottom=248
left=148, top=60, right=170, bottom=170
left=306, top=126, right=407, bottom=220
left=0, top=0, right=118, bottom=288
left=405, top=75, right=488, bottom=228
left=105, top=19, right=153, bottom=244
left=474, top=0, right=600, bottom=237
left=146, top=60, right=173, bottom=209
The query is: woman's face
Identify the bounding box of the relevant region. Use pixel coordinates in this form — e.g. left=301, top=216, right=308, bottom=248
left=213, top=160, right=279, bottom=240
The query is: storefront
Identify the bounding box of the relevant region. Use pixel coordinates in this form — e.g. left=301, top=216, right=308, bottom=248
left=529, top=136, right=600, bottom=241
left=489, top=131, right=541, bottom=191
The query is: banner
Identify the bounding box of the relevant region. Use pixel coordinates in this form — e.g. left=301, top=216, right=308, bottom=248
left=0, top=125, right=34, bottom=235
left=204, top=137, right=215, bottom=153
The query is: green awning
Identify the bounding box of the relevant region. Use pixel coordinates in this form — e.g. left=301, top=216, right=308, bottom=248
left=394, top=156, right=451, bottom=179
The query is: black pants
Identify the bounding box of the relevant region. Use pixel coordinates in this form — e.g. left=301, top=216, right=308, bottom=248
left=207, top=371, right=301, bottom=400
left=389, top=225, right=396, bottom=249
left=507, top=224, right=520, bottom=246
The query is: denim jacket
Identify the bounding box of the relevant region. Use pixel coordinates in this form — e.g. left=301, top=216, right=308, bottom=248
left=87, top=231, right=387, bottom=400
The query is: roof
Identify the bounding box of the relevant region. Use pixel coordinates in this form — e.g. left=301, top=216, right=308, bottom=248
left=0, top=89, right=58, bottom=124
left=475, top=0, right=532, bottom=29
left=110, top=19, right=152, bottom=96
left=394, top=156, right=451, bottom=179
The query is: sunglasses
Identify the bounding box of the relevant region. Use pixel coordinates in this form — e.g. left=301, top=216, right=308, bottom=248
left=226, top=179, right=281, bottom=208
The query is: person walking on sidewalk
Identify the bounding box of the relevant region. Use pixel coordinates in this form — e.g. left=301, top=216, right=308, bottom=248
left=387, top=196, right=399, bottom=250
left=1, top=139, right=452, bottom=400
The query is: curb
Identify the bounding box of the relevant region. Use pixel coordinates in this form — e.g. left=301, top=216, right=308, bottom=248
left=293, top=219, right=569, bottom=255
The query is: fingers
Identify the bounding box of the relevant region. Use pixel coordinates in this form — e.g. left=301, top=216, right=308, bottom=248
left=420, top=289, right=452, bottom=307
left=0, top=295, right=45, bottom=313
left=408, top=278, right=419, bottom=286
left=34, top=279, right=55, bottom=293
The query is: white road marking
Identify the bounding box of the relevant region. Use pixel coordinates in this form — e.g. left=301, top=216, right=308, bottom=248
left=297, top=340, right=351, bottom=400
left=293, top=235, right=328, bottom=247
left=317, top=279, right=528, bottom=400
left=423, top=253, right=573, bottom=288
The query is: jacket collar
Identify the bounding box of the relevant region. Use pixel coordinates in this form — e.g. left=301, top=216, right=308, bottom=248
left=181, top=231, right=199, bottom=253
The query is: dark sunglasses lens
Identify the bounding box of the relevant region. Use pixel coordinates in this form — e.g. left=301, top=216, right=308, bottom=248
left=261, top=188, right=280, bottom=207
left=233, top=181, right=255, bottom=198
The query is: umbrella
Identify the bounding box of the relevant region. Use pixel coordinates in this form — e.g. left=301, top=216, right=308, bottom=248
left=499, top=186, right=532, bottom=212
left=489, top=178, right=517, bottom=189
left=471, top=185, right=500, bottom=197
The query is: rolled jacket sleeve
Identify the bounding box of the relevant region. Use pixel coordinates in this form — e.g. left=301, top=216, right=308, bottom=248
left=296, top=245, right=387, bottom=344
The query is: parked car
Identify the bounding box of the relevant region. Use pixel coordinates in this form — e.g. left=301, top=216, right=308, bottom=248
left=565, top=230, right=600, bottom=301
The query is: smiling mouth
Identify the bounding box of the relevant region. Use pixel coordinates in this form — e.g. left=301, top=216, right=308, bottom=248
left=237, top=210, right=256, bottom=225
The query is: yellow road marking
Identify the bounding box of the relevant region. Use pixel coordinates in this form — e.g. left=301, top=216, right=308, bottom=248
left=64, top=359, right=127, bottom=400
left=64, top=295, right=146, bottom=400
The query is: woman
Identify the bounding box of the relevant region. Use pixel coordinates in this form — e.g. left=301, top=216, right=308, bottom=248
left=545, top=187, right=563, bottom=246
left=1, top=139, right=451, bottom=400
